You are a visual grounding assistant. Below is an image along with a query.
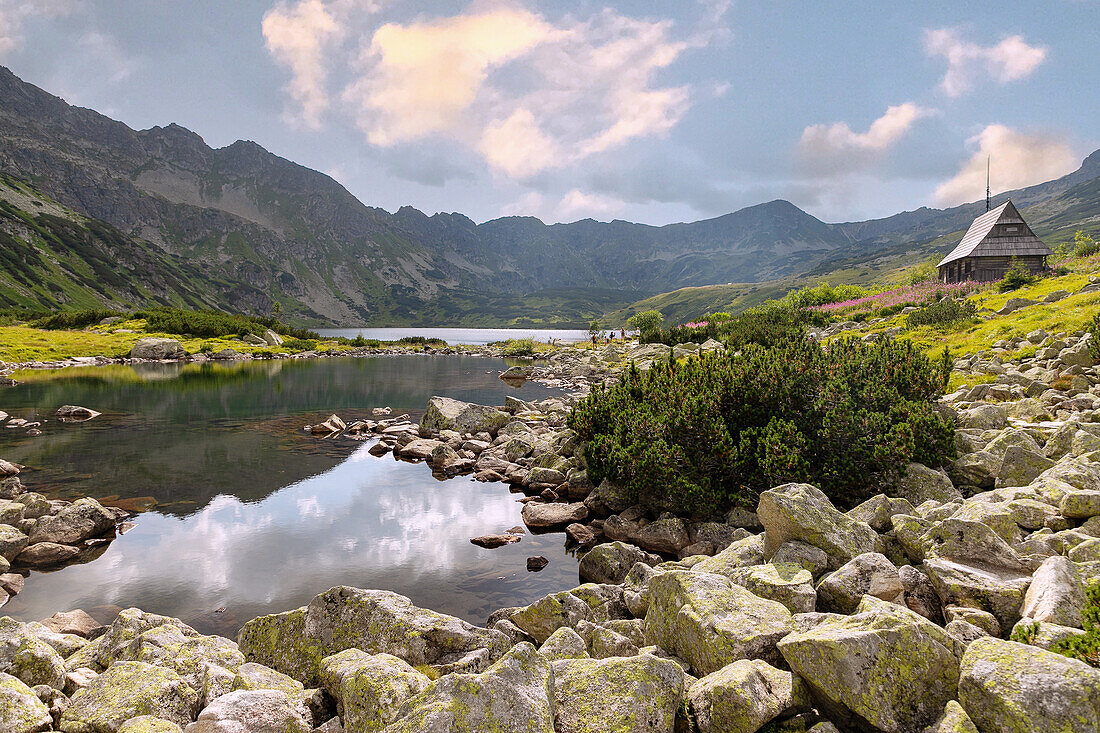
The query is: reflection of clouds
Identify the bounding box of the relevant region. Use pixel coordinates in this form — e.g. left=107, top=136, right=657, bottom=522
left=7, top=443, right=573, bottom=629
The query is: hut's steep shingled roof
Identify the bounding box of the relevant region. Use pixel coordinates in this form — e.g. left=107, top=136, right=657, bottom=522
left=937, top=200, right=1051, bottom=267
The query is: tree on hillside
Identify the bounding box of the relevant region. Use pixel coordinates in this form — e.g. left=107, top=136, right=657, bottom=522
left=588, top=319, right=601, bottom=339
left=627, top=310, right=662, bottom=339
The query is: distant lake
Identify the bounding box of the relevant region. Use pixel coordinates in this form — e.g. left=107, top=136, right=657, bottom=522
left=0, top=356, right=579, bottom=635
left=316, top=327, right=591, bottom=345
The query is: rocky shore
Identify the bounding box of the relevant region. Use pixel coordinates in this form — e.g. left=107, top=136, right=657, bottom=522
left=3, top=334, right=1100, bottom=731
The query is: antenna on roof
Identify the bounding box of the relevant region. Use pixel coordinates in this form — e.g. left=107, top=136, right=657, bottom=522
left=986, top=157, right=991, bottom=212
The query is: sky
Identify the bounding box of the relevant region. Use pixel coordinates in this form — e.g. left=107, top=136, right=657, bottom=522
left=1, top=0, right=1097, bottom=225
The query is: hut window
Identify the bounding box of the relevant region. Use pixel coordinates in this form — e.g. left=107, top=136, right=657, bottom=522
left=1005, top=226, right=1018, bottom=232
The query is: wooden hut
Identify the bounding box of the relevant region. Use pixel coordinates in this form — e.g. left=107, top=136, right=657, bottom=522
left=938, top=200, right=1051, bottom=283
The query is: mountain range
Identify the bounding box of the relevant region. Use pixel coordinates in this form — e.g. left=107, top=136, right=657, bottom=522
left=0, top=65, right=1097, bottom=326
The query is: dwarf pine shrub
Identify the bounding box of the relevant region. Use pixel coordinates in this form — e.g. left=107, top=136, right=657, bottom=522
left=569, top=336, right=955, bottom=513
left=905, top=298, right=977, bottom=329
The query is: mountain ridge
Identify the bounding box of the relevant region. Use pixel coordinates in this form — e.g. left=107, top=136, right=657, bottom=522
left=0, top=65, right=1097, bottom=326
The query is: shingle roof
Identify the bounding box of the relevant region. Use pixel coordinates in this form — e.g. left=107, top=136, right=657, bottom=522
left=937, top=200, right=1051, bottom=267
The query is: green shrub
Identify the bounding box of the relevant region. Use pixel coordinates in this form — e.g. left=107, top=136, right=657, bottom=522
left=1074, top=230, right=1099, bottom=257
left=569, top=336, right=955, bottom=514
left=628, top=310, right=663, bottom=342
left=134, top=307, right=320, bottom=340
left=997, top=259, right=1037, bottom=292
left=721, top=305, right=820, bottom=350
left=0, top=307, right=48, bottom=326
left=905, top=298, right=977, bottom=329
left=281, top=338, right=317, bottom=351
left=781, top=283, right=869, bottom=310
left=396, top=336, right=446, bottom=347
left=1051, top=580, right=1099, bottom=667
left=500, top=338, right=538, bottom=356
left=31, top=308, right=126, bottom=330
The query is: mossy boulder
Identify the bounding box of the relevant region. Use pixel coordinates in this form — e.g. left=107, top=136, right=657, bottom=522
left=187, top=689, right=310, bottom=733
left=691, top=535, right=766, bottom=578
left=578, top=542, right=660, bottom=585
left=725, top=563, right=817, bottom=614
left=551, top=654, right=685, bottom=733
left=0, top=617, right=66, bottom=689
left=60, top=661, right=198, bottom=732
left=1019, top=555, right=1086, bottom=627
left=958, top=637, right=1100, bottom=733
left=758, top=483, right=878, bottom=569
left=509, top=584, right=625, bottom=644
left=237, top=586, right=507, bottom=687
left=130, top=338, right=185, bottom=360
left=66, top=609, right=204, bottom=674
left=0, top=671, right=52, bottom=733
left=120, top=624, right=243, bottom=696
left=921, top=700, right=978, bottom=733
left=385, top=642, right=555, bottom=732
left=1061, top=489, right=1100, bottom=519
left=28, top=498, right=115, bottom=545
left=892, top=464, right=960, bottom=505
left=538, top=627, right=589, bottom=661
left=420, top=396, right=510, bottom=436
left=777, top=596, right=959, bottom=733
left=922, top=557, right=1031, bottom=632
left=644, top=570, right=793, bottom=675
left=318, top=649, right=429, bottom=732
left=815, top=552, right=904, bottom=615
left=687, top=659, right=807, bottom=733
left=0, top=525, right=29, bottom=562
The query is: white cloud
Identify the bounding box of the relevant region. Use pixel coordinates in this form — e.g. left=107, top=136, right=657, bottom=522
left=266, top=1, right=710, bottom=180
left=0, top=0, right=79, bottom=58
left=346, top=7, right=554, bottom=146
left=924, top=28, right=1046, bottom=97
left=262, top=0, right=343, bottom=129
left=797, top=103, right=934, bottom=174
left=933, top=124, right=1078, bottom=206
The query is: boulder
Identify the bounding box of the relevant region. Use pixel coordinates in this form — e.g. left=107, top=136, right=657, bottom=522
left=692, top=535, right=767, bottom=578
left=0, top=525, right=29, bottom=561
left=996, top=297, right=1037, bottom=316
left=1061, top=489, right=1100, bottom=519
left=0, top=672, right=52, bottom=733
left=778, top=596, right=959, bottom=733
left=631, top=517, right=691, bottom=556
left=117, top=623, right=244, bottom=696
left=29, top=498, right=116, bottom=545
left=399, top=439, right=443, bottom=460
left=551, top=654, right=685, bottom=733
left=815, top=553, right=904, bottom=614
left=758, top=483, right=878, bottom=568
left=509, top=585, right=625, bottom=644
left=582, top=480, right=634, bottom=515
left=687, top=659, right=806, bottom=733
left=849, top=495, right=917, bottom=533
left=60, top=661, right=198, bottom=731
left=0, top=617, right=65, bottom=689
left=520, top=502, right=588, bottom=530
left=892, top=464, right=961, bottom=505
left=771, top=541, right=829, bottom=578
left=725, top=563, right=817, bottom=614
left=420, top=396, right=510, bottom=436
left=922, top=558, right=1031, bottom=631
left=130, top=338, right=185, bottom=360
left=644, top=570, right=793, bottom=675
left=958, top=637, right=1100, bottom=733
left=537, top=627, right=588, bottom=662
left=1020, top=555, right=1086, bottom=627
left=118, top=717, right=182, bottom=732
left=995, top=446, right=1056, bottom=489
left=40, top=611, right=103, bottom=639
left=921, top=700, right=978, bottom=733
left=237, top=586, right=507, bottom=687
left=56, top=406, right=101, bottom=421
left=578, top=542, right=659, bottom=585
left=384, top=643, right=554, bottom=733
left=318, top=649, right=429, bottom=733
left=954, top=404, right=1007, bottom=431
left=16, top=543, right=81, bottom=568
left=187, top=689, right=310, bottom=733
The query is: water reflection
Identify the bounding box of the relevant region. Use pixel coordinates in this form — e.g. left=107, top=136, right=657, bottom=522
left=0, top=357, right=577, bottom=632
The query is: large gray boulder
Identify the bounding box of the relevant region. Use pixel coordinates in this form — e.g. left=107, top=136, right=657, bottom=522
left=816, top=552, right=904, bottom=614
left=520, top=502, right=588, bottom=530
left=691, top=535, right=767, bottom=578
left=237, top=586, right=507, bottom=687
left=644, top=570, right=793, bottom=675
left=0, top=672, right=52, bottom=733
left=959, top=637, right=1100, bottom=732
left=687, top=659, right=805, bottom=733
left=119, top=624, right=244, bottom=699
left=551, top=654, right=685, bottom=733
left=29, top=498, right=116, bottom=546
left=384, top=643, right=554, bottom=733
left=1019, top=555, right=1087, bottom=627
left=0, top=617, right=65, bottom=689
left=725, top=563, right=817, bottom=614
left=509, top=584, right=625, bottom=644
left=922, top=557, right=1031, bottom=632
left=631, top=517, right=692, bottom=555
left=578, top=542, right=659, bottom=585
left=757, top=483, right=878, bottom=568
left=185, top=689, right=310, bottom=733
left=892, top=464, right=961, bottom=505
left=130, top=338, right=186, bottom=360
left=778, top=596, right=959, bottom=733
left=0, top=525, right=29, bottom=561
left=318, top=649, right=429, bottom=732
left=420, top=396, right=510, bottom=436
left=60, top=661, right=199, bottom=731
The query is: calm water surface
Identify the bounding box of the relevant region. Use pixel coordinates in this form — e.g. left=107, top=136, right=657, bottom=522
left=0, top=355, right=579, bottom=635
left=317, top=327, right=589, bottom=345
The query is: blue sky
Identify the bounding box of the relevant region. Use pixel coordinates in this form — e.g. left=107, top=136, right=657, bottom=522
left=2, top=0, right=1096, bottom=224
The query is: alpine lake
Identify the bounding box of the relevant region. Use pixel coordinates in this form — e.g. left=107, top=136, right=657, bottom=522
left=0, top=347, right=584, bottom=637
